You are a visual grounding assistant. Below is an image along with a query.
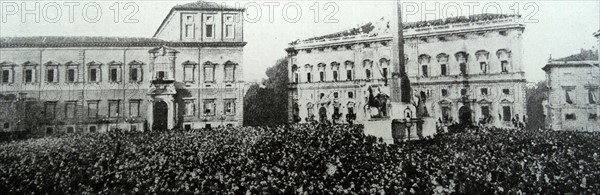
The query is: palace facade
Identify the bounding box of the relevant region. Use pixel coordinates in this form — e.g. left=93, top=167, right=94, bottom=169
left=542, top=32, right=600, bottom=131
left=286, top=14, right=527, bottom=128
left=0, top=1, right=246, bottom=133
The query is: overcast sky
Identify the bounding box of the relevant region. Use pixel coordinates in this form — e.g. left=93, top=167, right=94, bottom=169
left=1, top=0, right=599, bottom=83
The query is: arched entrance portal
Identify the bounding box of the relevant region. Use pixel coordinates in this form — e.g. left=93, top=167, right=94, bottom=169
left=319, top=107, right=327, bottom=123
left=153, top=100, right=169, bottom=130
left=458, top=106, right=472, bottom=126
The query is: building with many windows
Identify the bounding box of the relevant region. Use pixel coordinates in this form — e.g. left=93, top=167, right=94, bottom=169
left=286, top=14, right=527, bottom=128
left=0, top=1, right=246, bottom=133
left=542, top=33, right=600, bottom=131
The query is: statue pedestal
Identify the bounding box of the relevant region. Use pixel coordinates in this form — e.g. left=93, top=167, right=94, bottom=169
left=363, top=118, right=393, bottom=144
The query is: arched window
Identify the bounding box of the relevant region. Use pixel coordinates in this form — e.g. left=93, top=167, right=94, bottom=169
left=291, top=64, right=299, bottom=83
left=437, top=53, right=449, bottom=76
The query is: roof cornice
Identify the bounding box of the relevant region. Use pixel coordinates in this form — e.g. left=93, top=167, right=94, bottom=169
left=0, top=41, right=247, bottom=48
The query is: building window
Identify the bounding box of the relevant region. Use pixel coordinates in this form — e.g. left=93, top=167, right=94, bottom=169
left=203, top=99, right=216, bottom=116
left=109, top=68, right=120, bottom=82
left=131, top=124, right=138, bottom=131
left=346, top=70, right=353, bottom=80
left=319, top=71, right=325, bottom=82
left=589, top=113, right=598, bottom=121
left=66, top=126, right=74, bottom=133
left=184, top=100, right=196, bottom=116
left=440, top=64, right=447, bottom=76
left=108, top=100, right=120, bottom=117
left=503, top=89, right=510, bottom=95
left=501, top=60, right=509, bottom=73
left=565, top=89, right=574, bottom=104
left=89, top=68, right=99, bottom=82
left=382, top=68, right=388, bottom=79
left=128, top=61, right=143, bottom=83
left=481, top=88, right=488, bottom=96
left=185, top=24, right=194, bottom=38
left=294, top=73, right=299, bottom=83
left=224, top=99, right=236, bottom=115
left=65, top=102, right=76, bottom=119
left=184, top=124, right=191, bottom=130
left=44, top=102, right=57, bottom=119
left=24, top=69, right=34, bottom=83
left=460, top=89, right=467, bottom=96
left=441, top=106, right=451, bottom=122
left=205, top=24, right=214, bottom=38
left=130, top=68, right=139, bottom=82
left=221, top=61, right=237, bottom=82
left=306, top=73, right=312, bottom=83
left=225, top=24, right=234, bottom=38
left=66, top=69, right=76, bottom=83
left=319, top=93, right=325, bottom=99
left=129, top=100, right=140, bottom=117
left=184, top=66, right=195, bottom=82
left=441, top=89, right=448, bottom=97
left=565, top=113, right=576, bottom=120
left=46, top=127, right=54, bottom=134
left=89, top=125, right=97, bottom=133
left=459, top=63, right=467, bottom=75
left=480, top=62, right=488, bottom=74
left=88, top=101, right=99, bottom=118
left=204, top=63, right=215, bottom=82
left=46, top=69, right=56, bottom=83
left=365, top=69, right=371, bottom=79
left=481, top=106, right=490, bottom=120
left=348, top=91, right=354, bottom=99
left=502, top=106, right=511, bottom=121
left=3, top=122, right=9, bottom=129
left=333, top=92, right=339, bottom=99
left=333, top=71, right=338, bottom=81
left=1, top=69, right=10, bottom=83
left=588, top=88, right=597, bottom=104
left=421, top=65, right=428, bottom=77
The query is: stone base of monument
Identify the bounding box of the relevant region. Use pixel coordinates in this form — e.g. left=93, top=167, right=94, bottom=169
left=362, top=117, right=438, bottom=144
left=363, top=118, right=394, bottom=144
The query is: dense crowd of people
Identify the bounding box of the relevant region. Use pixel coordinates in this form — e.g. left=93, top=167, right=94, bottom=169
left=1, top=124, right=599, bottom=194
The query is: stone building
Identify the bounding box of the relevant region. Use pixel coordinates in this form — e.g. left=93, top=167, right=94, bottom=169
left=542, top=34, right=600, bottom=131
left=286, top=14, right=527, bottom=128
left=0, top=1, right=246, bottom=133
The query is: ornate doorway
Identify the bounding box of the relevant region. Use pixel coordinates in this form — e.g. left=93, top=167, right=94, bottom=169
left=459, top=106, right=472, bottom=126
left=153, top=100, right=169, bottom=130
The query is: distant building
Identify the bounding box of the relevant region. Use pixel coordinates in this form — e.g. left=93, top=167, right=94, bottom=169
left=542, top=47, right=599, bottom=131
left=286, top=14, right=527, bottom=128
left=0, top=1, right=246, bottom=133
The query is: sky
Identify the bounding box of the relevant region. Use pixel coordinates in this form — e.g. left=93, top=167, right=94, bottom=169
left=1, top=0, right=599, bottom=83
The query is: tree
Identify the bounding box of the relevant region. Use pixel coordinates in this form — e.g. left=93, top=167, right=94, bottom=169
left=526, top=81, right=548, bottom=130
left=244, top=58, right=289, bottom=126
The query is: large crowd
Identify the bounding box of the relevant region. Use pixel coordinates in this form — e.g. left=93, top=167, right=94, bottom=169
left=1, top=124, right=599, bottom=194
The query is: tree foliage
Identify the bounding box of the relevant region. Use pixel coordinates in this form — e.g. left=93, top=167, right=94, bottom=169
left=244, top=58, right=289, bottom=126
left=526, top=81, right=548, bottom=130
